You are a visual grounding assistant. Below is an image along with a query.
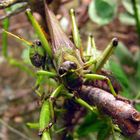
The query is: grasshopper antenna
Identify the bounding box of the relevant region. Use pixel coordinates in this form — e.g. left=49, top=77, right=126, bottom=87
left=3, top=29, right=33, bottom=46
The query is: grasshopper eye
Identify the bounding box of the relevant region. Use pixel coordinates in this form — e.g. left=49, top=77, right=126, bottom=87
left=69, top=62, right=77, bottom=69
left=58, top=67, right=67, bottom=75
left=34, top=40, right=42, bottom=46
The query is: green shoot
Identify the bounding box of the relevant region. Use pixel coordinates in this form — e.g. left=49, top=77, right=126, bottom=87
left=2, top=18, right=10, bottom=58
left=25, top=9, right=52, bottom=58
left=8, top=57, right=35, bottom=77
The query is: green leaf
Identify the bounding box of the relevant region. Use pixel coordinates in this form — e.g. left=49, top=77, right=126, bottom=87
left=135, top=50, right=140, bottom=83
left=119, top=13, right=135, bottom=25
left=78, top=121, right=105, bottom=137
left=77, top=113, right=110, bottom=137
left=135, top=104, right=140, bottom=112
left=88, top=0, right=117, bottom=25
left=114, top=42, right=134, bottom=66
left=109, top=61, right=129, bottom=89
left=97, top=125, right=111, bottom=140
left=122, top=0, right=140, bottom=16
left=108, top=60, right=133, bottom=98
left=77, top=113, right=98, bottom=136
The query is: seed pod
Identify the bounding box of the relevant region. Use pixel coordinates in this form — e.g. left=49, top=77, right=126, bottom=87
left=29, top=40, right=46, bottom=67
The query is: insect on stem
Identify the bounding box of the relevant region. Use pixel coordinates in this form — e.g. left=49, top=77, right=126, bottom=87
left=25, top=8, right=52, bottom=58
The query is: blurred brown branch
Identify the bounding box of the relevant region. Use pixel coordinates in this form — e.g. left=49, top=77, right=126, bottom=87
left=79, top=85, right=140, bottom=139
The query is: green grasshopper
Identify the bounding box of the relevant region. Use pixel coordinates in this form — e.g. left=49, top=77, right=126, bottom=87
left=3, top=2, right=120, bottom=139
left=42, top=3, right=118, bottom=96
left=35, top=3, right=119, bottom=137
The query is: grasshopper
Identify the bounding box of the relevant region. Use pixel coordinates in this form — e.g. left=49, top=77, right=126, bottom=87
left=36, top=3, right=119, bottom=137
left=3, top=1, right=120, bottom=139
left=42, top=3, right=119, bottom=96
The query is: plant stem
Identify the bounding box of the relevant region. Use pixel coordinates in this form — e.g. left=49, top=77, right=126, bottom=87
left=0, top=119, right=31, bottom=140
left=8, top=57, right=35, bottom=77
left=131, top=0, right=140, bottom=43
left=2, top=17, right=9, bottom=58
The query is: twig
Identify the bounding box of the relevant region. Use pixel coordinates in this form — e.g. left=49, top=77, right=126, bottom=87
left=0, top=3, right=27, bottom=20
left=0, top=0, right=26, bottom=9
left=78, top=85, right=140, bottom=139
left=0, top=119, right=32, bottom=140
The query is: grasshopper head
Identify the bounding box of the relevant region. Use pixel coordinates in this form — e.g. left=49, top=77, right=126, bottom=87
left=29, top=40, right=46, bottom=67
left=58, top=61, right=77, bottom=76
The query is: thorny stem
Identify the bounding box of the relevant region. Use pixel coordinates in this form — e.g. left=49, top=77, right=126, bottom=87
left=131, top=0, right=140, bottom=43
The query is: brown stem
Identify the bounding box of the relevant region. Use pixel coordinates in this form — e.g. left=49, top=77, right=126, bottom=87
left=78, top=85, right=140, bottom=139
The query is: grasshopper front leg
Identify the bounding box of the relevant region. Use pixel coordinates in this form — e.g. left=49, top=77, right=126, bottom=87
left=38, top=84, right=64, bottom=138
left=84, top=74, right=117, bottom=97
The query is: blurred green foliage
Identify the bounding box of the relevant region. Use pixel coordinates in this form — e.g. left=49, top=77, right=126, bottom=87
left=88, top=0, right=140, bottom=26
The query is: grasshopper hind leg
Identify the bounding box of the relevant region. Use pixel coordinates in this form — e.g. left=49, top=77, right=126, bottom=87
left=84, top=74, right=117, bottom=97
